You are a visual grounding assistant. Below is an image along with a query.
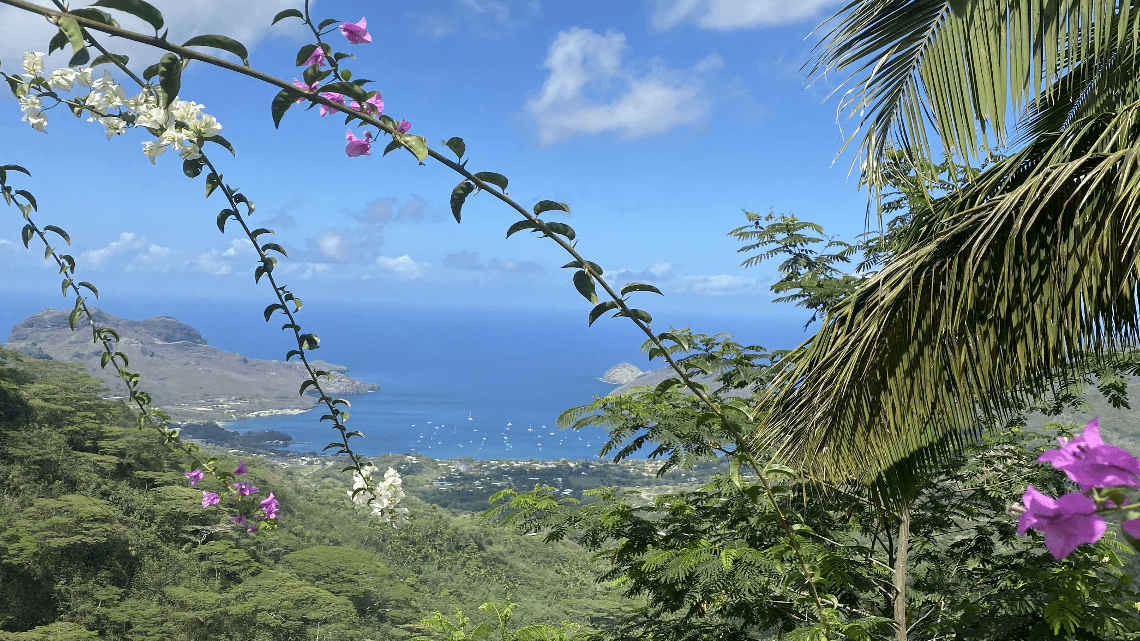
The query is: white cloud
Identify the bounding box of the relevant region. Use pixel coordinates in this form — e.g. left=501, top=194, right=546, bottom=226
left=525, top=28, right=717, bottom=144
left=413, top=0, right=540, bottom=39
left=81, top=231, right=143, bottom=268
left=649, top=0, right=838, bottom=31
left=672, top=274, right=760, bottom=295
left=0, top=0, right=309, bottom=84
left=376, top=254, right=428, bottom=279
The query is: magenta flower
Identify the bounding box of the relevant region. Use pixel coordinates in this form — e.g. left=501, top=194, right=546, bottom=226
left=260, top=492, right=280, bottom=519
left=184, top=469, right=204, bottom=486
left=349, top=92, right=384, bottom=116
left=247, top=523, right=259, bottom=533
left=229, top=514, right=247, bottom=526
left=202, top=491, right=221, bottom=508
left=319, top=92, right=345, bottom=117
left=1018, top=485, right=1106, bottom=558
left=302, top=45, right=325, bottom=67
left=234, top=461, right=248, bottom=476
left=234, top=481, right=259, bottom=496
left=1124, top=518, right=1140, bottom=539
left=345, top=129, right=373, bottom=157
left=1039, top=418, right=1140, bottom=490
left=340, top=17, right=371, bottom=44
left=397, top=119, right=411, bottom=134
left=293, top=78, right=319, bottom=103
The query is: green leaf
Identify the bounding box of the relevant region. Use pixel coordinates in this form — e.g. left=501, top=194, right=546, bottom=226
left=100, top=351, right=112, bottom=368
left=506, top=219, right=540, bottom=239
left=271, top=86, right=302, bottom=128
left=250, top=227, right=274, bottom=239
left=382, top=139, right=402, bottom=156
left=44, top=227, right=73, bottom=247
left=69, top=8, right=118, bottom=27
left=341, top=69, right=352, bottom=81
left=57, top=254, right=75, bottom=274
left=295, top=43, right=319, bottom=67
left=300, top=333, right=320, bottom=350
left=473, top=172, right=508, bottom=192
left=48, top=29, right=70, bottom=55
left=68, top=301, right=83, bottom=330
left=402, top=135, right=429, bottom=163
left=573, top=270, right=597, bottom=304
left=206, top=135, right=235, bottom=155
left=77, top=281, right=98, bottom=298
left=443, top=137, right=465, bottom=160
left=299, top=379, right=317, bottom=396
left=617, top=308, right=652, bottom=325
left=534, top=200, right=570, bottom=216
left=654, top=378, right=683, bottom=394
left=56, top=16, right=86, bottom=54
left=254, top=265, right=266, bottom=283
left=261, top=243, right=288, bottom=257
left=0, top=165, right=31, bottom=177
left=182, top=158, right=202, bottom=178
left=285, top=349, right=301, bottom=361
left=156, top=53, right=182, bottom=106
left=323, top=442, right=344, bottom=452
left=93, top=0, right=164, bottom=32
left=620, top=282, right=663, bottom=296
left=60, top=277, right=70, bottom=296
left=90, top=53, right=129, bottom=67
left=142, top=62, right=160, bottom=82
left=543, top=222, right=575, bottom=241
left=182, top=34, right=250, bottom=65
left=68, top=46, right=91, bottom=68
left=264, top=303, right=285, bottom=322
left=450, top=181, right=475, bottom=223
left=14, top=189, right=36, bottom=211
left=317, top=18, right=339, bottom=30
left=21, top=224, right=34, bottom=248
left=204, top=173, right=220, bottom=198
left=271, top=8, right=303, bottom=24
left=588, top=301, right=620, bottom=326
left=216, top=209, right=235, bottom=233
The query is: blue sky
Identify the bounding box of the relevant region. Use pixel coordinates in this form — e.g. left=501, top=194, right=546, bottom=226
left=0, top=0, right=868, bottom=330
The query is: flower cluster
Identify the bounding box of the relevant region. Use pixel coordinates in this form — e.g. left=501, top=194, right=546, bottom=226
left=13, top=55, right=221, bottom=163
left=1017, top=418, right=1140, bottom=558
left=185, top=461, right=280, bottom=533
left=348, top=463, right=409, bottom=527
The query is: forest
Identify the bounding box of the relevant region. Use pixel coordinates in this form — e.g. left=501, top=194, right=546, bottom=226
left=4, top=0, right=1140, bottom=639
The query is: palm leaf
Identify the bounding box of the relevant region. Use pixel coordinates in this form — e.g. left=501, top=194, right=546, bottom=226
left=754, top=99, right=1140, bottom=483
left=810, top=0, right=1140, bottom=193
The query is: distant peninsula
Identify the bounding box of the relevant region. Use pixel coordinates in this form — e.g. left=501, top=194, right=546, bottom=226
left=3, top=308, right=379, bottom=422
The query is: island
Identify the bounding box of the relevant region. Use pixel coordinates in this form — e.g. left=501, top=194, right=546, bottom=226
left=3, top=308, right=379, bottom=423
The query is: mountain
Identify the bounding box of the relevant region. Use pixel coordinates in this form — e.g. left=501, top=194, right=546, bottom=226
left=3, top=308, right=378, bottom=422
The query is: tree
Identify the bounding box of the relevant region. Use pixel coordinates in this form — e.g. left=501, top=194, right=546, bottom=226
left=753, top=1, right=1140, bottom=485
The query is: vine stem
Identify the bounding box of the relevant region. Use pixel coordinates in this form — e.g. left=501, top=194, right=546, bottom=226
left=0, top=1, right=831, bottom=631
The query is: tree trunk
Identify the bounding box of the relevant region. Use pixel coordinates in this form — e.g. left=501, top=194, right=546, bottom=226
left=893, top=501, right=911, bottom=641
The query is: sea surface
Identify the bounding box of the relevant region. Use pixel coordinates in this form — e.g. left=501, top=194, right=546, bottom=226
left=2, top=295, right=810, bottom=460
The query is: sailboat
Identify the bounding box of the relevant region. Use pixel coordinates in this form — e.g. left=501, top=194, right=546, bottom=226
left=468, top=411, right=473, bottom=421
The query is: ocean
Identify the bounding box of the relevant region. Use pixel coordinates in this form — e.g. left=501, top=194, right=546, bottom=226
left=2, top=295, right=810, bottom=460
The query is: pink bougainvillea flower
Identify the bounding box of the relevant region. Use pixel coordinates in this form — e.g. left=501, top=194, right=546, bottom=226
left=202, top=491, right=221, bottom=508
left=1017, top=485, right=1106, bottom=559
left=349, top=92, right=384, bottom=116
left=397, top=119, right=411, bottom=134
left=319, top=91, right=345, bottom=117
left=234, top=461, right=248, bottom=476
left=1039, top=418, right=1140, bottom=490
left=293, top=78, right=319, bottom=103
left=340, top=17, right=371, bottom=44
left=345, top=129, right=373, bottom=157
left=260, top=492, right=280, bottom=519
left=1124, top=517, right=1140, bottom=539
left=302, top=45, right=326, bottom=67
left=229, top=514, right=247, bottom=526
left=247, top=523, right=259, bottom=533
left=234, top=482, right=259, bottom=496
left=184, top=469, right=204, bottom=486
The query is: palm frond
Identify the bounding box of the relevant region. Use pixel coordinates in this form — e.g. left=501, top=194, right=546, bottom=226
left=810, top=0, right=1140, bottom=192
left=754, top=99, right=1140, bottom=483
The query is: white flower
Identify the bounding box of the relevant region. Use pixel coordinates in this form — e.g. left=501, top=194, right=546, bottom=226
left=22, top=109, right=47, bottom=133
left=348, top=465, right=408, bottom=526
left=178, top=140, right=201, bottom=160
left=89, top=71, right=125, bottom=108
left=135, top=106, right=170, bottom=131
left=160, top=128, right=187, bottom=149
left=189, top=114, right=222, bottom=138
left=47, top=68, right=76, bottom=91
left=142, top=139, right=166, bottom=164
left=74, top=68, right=94, bottom=88
left=22, top=52, right=44, bottom=77
left=98, top=116, right=127, bottom=140
left=170, top=100, right=203, bottom=122
left=18, top=94, right=43, bottom=113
